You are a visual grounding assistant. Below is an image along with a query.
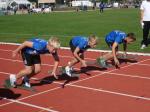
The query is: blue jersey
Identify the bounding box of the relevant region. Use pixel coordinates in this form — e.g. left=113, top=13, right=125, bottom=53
left=105, top=30, right=127, bottom=44
left=23, top=38, right=49, bottom=55
left=71, top=36, right=89, bottom=50
left=99, top=3, right=105, bottom=8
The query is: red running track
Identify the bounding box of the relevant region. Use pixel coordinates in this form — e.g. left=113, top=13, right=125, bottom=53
left=0, top=43, right=150, bottom=112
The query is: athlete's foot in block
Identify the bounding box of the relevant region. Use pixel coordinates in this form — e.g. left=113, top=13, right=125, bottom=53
left=9, top=74, right=17, bottom=87
left=65, top=66, right=72, bottom=77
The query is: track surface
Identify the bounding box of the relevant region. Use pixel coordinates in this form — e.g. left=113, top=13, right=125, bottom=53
left=0, top=44, right=150, bottom=112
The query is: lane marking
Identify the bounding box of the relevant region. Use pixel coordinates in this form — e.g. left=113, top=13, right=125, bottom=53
left=0, top=43, right=150, bottom=108
left=0, top=42, right=150, bottom=56
left=1, top=97, right=58, bottom=112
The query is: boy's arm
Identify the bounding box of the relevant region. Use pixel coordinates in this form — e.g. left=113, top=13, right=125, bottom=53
left=112, top=42, right=118, bottom=60
left=51, top=52, right=59, bottom=78
left=112, top=42, right=119, bottom=65
left=123, top=42, right=127, bottom=55
left=73, top=47, right=87, bottom=67
left=13, top=41, right=33, bottom=58
left=73, top=47, right=83, bottom=62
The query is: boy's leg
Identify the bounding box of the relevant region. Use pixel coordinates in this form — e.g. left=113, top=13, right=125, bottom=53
left=65, top=41, right=82, bottom=76
left=23, top=55, right=41, bottom=87
left=102, top=45, right=118, bottom=61
left=65, top=54, right=81, bottom=77
left=98, top=42, right=113, bottom=67
left=68, top=58, right=79, bottom=67
left=22, top=64, right=41, bottom=87
left=28, top=64, right=41, bottom=78
left=9, top=51, right=40, bottom=87
left=9, top=66, right=33, bottom=87
left=101, top=52, right=113, bottom=60
left=98, top=42, right=118, bottom=67
left=68, top=52, right=84, bottom=67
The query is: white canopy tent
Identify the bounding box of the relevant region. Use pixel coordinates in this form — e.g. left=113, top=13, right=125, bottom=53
left=0, top=0, right=7, bottom=9
left=9, top=0, right=32, bottom=9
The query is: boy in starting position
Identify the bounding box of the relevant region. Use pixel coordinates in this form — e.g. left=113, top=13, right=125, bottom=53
left=65, top=35, right=99, bottom=77
left=99, top=30, right=136, bottom=68
left=8, top=37, right=60, bottom=88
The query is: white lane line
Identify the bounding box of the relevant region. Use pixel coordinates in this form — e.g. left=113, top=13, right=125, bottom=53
left=1, top=42, right=150, bottom=56
left=1, top=57, right=150, bottom=80
left=0, top=58, right=150, bottom=84
left=1, top=56, right=150, bottom=81
left=37, top=106, right=53, bottom=112
left=0, top=48, right=96, bottom=61
left=0, top=87, right=61, bottom=107
left=64, top=83, right=150, bottom=101
left=0, top=56, right=150, bottom=107
left=1, top=71, right=150, bottom=105
left=0, top=48, right=150, bottom=67
left=135, top=63, right=150, bottom=67
left=3, top=57, right=150, bottom=81
left=30, top=78, right=150, bottom=101
left=1, top=97, right=58, bottom=112
left=108, top=72, right=150, bottom=80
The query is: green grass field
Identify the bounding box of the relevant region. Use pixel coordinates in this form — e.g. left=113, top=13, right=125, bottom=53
left=0, top=8, right=149, bottom=52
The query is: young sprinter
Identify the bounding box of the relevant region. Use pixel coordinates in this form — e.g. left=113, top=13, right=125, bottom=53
left=65, top=35, right=98, bottom=76
left=99, top=30, right=136, bottom=68
left=9, top=37, right=60, bottom=88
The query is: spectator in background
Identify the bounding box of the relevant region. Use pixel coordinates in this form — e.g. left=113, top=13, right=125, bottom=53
left=140, top=0, right=150, bottom=49
left=14, top=6, right=18, bottom=15
left=92, top=0, right=96, bottom=10
left=99, top=1, right=105, bottom=13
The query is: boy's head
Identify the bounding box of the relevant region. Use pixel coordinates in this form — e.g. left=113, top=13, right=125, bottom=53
left=125, top=33, right=136, bottom=44
left=88, top=35, right=99, bottom=48
left=48, top=37, right=61, bottom=53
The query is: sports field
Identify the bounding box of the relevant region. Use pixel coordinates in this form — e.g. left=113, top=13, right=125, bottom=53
left=0, top=8, right=149, bottom=52
left=1, top=8, right=150, bottom=112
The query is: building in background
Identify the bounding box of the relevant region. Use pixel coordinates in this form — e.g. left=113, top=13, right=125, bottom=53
left=38, top=0, right=55, bottom=8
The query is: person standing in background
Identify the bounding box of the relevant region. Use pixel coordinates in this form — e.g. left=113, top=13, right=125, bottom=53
left=140, top=0, right=150, bottom=49
left=99, top=1, right=105, bottom=13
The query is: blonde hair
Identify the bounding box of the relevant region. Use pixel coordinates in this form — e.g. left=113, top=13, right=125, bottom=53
left=48, top=37, right=61, bottom=49
left=88, top=35, right=99, bottom=45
